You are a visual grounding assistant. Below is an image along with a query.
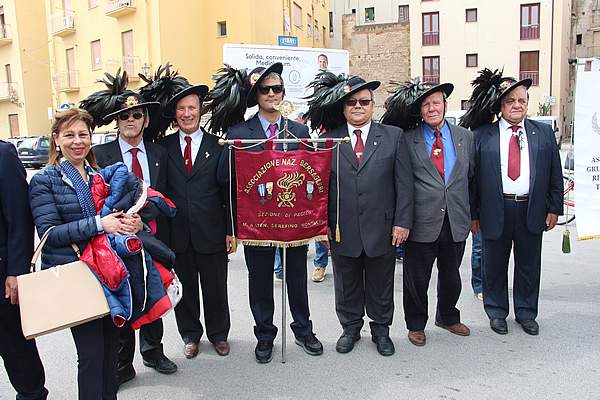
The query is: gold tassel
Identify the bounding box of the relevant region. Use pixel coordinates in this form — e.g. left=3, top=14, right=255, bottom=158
left=335, top=224, right=340, bottom=242
left=562, top=228, right=571, bottom=254
left=231, top=235, right=237, bottom=253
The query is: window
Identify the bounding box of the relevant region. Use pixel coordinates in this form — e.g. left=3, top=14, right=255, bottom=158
left=466, top=8, right=477, bottom=22
left=576, top=34, right=582, bottom=45
left=307, top=14, right=312, bottom=36
left=399, top=5, right=409, bottom=22
left=521, top=4, right=540, bottom=40
left=520, top=51, right=539, bottom=85
left=91, top=40, right=101, bottom=70
left=365, top=7, right=374, bottom=22
left=293, top=3, right=302, bottom=28
left=315, top=20, right=319, bottom=40
left=88, top=0, right=98, bottom=8
left=422, top=12, right=439, bottom=46
left=218, top=21, right=226, bottom=37
left=423, top=56, right=440, bottom=84
left=121, top=30, right=135, bottom=76
left=329, top=11, right=333, bottom=34
left=466, top=53, right=478, bottom=68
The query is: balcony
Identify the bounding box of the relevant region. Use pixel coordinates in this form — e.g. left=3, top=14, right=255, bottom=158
left=422, top=31, right=439, bottom=46
left=520, top=71, right=539, bottom=86
left=105, top=56, right=140, bottom=81
left=0, top=82, right=18, bottom=102
left=104, top=0, right=136, bottom=17
left=423, top=74, right=440, bottom=84
left=520, top=24, right=540, bottom=40
left=0, top=24, right=13, bottom=46
left=52, top=70, right=79, bottom=92
left=50, top=10, right=75, bottom=37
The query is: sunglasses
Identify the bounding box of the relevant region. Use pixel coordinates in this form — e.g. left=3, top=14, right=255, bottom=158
left=345, top=99, right=372, bottom=107
left=118, top=111, right=144, bottom=121
left=258, top=84, right=283, bottom=94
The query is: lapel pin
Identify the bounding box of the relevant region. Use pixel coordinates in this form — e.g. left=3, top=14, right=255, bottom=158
left=205, top=152, right=210, bottom=158
left=374, top=141, right=378, bottom=146
left=532, top=131, right=536, bottom=135
left=155, top=162, right=159, bottom=167
left=458, top=143, right=461, bottom=147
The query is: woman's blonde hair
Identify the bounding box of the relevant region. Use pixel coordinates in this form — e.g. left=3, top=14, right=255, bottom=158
left=48, top=108, right=99, bottom=169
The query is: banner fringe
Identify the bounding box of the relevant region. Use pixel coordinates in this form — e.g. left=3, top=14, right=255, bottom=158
left=238, top=235, right=328, bottom=248
left=577, top=235, right=600, bottom=241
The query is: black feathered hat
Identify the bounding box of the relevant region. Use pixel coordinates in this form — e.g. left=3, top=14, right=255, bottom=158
left=409, top=82, right=454, bottom=116
left=380, top=77, right=438, bottom=131
left=102, top=92, right=160, bottom=123
left=79, top=68, right=129, bottom=130
left=203, top=64, right=249, bottom=135
left=163, top=84, right=209, bottom=118
left=491, top=78, right=532, bottom=113
left=335, top=76, right=381, bottom=106
left=245, top=62, right=284, bottom=108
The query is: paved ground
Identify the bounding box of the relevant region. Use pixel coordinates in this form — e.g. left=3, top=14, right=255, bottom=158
left=2, top=149, right=598, bottom=399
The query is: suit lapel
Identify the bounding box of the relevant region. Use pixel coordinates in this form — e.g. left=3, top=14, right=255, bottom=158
left=357, top=123, right=381, bottom=172
left=485, top=123, right=502, bottom=191
left=105, top=139, right=124, bottom=165
left=188, top=130, right=216, bottom=179
left=525, top=119, right=538, bottom=190
left=413, top=124, right=445, bottom=185
left=145, top=142, right=160, bottom=187
left=166, top=131, right=188, bottom=177
left=446, top=125, right=464, bottom=187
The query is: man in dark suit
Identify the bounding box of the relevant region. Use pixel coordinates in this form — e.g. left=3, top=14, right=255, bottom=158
left=0, top=141, right=48, bottom=399
left=402, top=83, right=474, bottom=347
left=94, top=93, right=177, bottom=382
left=217, top=63, right=323, bottom=363
left=320, top=76, right=414, bottom=356
left=470, top=78, right=563, bottom=336
left=159, top=84, right=233, bottom=359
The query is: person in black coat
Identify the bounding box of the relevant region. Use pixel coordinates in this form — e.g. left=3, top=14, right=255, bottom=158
left=217, top=63, right=323, bottom=363
left=158, top=84, right=233, bottom=359
left=94, top=93, right=177, bottom=383
left=0, top=141, right=48, bottom=399
left=30, top=108, right=138, bottom=400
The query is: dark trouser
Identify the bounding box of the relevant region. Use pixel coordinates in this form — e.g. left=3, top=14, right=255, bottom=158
left=331, top=246, right=396, bottom=337
left=173, top=246, right=230, bottom=344
left=117, top=318, right=164, bottom=376
left=482, top=199, right=542, bottom=320
left=244, top=245, right=313, bottom=341
left=0, top=303, right=48, bottom=400
left=403, top=216, right=466, bottom=331
left=471, top=232, right=483, bottom=294
left=70, top=316, right=119, bottom=400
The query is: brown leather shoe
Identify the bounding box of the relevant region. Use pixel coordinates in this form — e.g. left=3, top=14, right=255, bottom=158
left=408, top=330, right=426, bottom=346
left=214, top=341, right=230, bottom=356
left=435, top=321, right=471, bottom=336
left=183, top=342, right=199, bottom=359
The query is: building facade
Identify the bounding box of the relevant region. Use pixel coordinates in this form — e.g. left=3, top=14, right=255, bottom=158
left=0, top=0, right=52, bottom=139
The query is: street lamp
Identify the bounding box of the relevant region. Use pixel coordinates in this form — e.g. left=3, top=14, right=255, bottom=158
left=141, top=63, right=150, bottom=77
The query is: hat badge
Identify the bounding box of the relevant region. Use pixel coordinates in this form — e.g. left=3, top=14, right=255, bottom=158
left=250, top=73, right=261, bottom=86
left=343, top=84, right=351, bottom=94
left=125, top=96, right=139, bottom=108
left=500, top=81, right=513, bottom=93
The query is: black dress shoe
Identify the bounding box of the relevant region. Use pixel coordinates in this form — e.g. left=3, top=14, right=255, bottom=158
left=117, top=367, right=136, bottom=387
left=516, top=318, right=539, bottom=335
left=255, top=340, right=274, bottom=363
left=490, top=318, right=508, bottom=335
left=143, top=355, right=178, bottom=374
left=295, top=333, right=323, bottom=356
left=336, top=333, right=360, bottom=353
left=372, top=336, right=395, bottom=356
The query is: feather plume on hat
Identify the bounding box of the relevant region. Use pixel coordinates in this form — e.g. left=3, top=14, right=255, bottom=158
left=202, top=64, right=249, bottom=136
left=380, top=77, right=437, bottom=131
left=79, top=68, right=129, bottom=130
left=138, top=62, right=190, bottom=141
left=304, top=71, right=349, bottom=133
left=459, top=68, right=510, bottom=130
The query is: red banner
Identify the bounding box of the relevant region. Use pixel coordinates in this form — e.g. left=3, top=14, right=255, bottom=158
left=235, top=145, right=332, bottom=247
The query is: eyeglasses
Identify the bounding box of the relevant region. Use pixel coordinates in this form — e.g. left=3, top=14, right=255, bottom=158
left=345, top=99, right=372, bottom=107
left=118, top=112, right=144, bottom=121
left=258, top=85, right=283, bottom=94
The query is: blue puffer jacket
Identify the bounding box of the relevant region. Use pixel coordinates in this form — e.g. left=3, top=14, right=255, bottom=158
left=29, top=164, right=139, bottom=269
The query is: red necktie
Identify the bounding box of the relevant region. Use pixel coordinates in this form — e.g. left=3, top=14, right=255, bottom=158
left=508, top=125, right=521, bottom=181
left=184, top=136, right=192, bottom=175
left=269, top=124, right=278, bottom=150
left=354, top=129, right=364, bottom=164
left=431, top=130, right=444, bottom=181
left=129, top=148, right=143, bottom=180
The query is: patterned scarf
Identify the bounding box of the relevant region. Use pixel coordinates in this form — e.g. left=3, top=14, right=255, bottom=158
left=60, top=158, right=96, bottom=218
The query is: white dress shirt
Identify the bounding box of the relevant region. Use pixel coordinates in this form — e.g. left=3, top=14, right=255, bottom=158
left=347, top=121, right=372, bottom=151
left=179, top=127, right=204, bottom=166
left=499, top=117, right=530, bottom=195
left=118, top=136, right=151, bottom=187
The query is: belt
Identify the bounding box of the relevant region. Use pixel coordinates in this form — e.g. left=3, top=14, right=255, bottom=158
left=503, top=193, right=529, bottom=202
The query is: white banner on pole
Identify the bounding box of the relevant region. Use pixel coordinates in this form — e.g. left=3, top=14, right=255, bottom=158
left=573, top=58, right=600, bottom=240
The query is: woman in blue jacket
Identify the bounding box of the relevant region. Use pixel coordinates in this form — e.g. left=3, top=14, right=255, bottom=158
left=29, top=108, right=137, bottom=400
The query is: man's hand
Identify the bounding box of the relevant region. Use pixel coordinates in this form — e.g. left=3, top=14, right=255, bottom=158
left=392, top=226, right=410, bottom=246
left=226, top=235, right=236, bottom=254
left=127, top=213, right=144, bottom=234
left=321, top=227, right=332, bottom=249
left=471, top=220, right=480, bottom=235
left=545, top=213, right=558, bottom=232
left=5, top=276, right=18, bottom=305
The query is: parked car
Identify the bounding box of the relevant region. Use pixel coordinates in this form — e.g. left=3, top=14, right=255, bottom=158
left=6, top=137, right=26, bottom=149
left=18, top=136, right=50, bottom=169
left=529, top=116, right=562, bottom=148
left=91, top=131, right=117, bottom=147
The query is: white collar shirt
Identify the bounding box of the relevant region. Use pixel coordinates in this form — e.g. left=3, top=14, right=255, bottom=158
left=347, top=121, right=372, bottom=151
left=499, top=117, right=530, bottom=195
left=179, top=127, right=203, bottom=166
left=118, top=136, right=151, bottom=187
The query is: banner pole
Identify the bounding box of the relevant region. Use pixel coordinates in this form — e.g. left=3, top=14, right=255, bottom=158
left=281, top=246, right=287, bottom=363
